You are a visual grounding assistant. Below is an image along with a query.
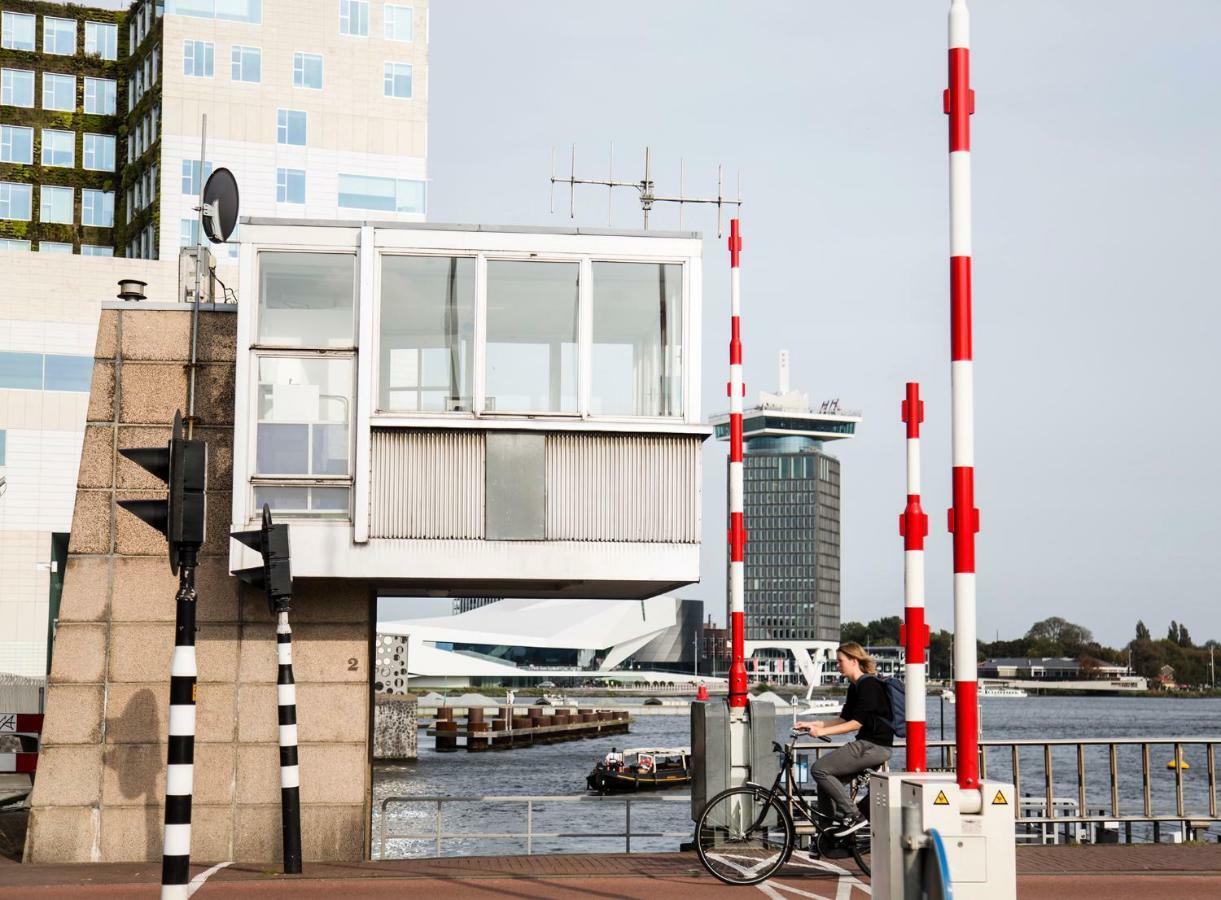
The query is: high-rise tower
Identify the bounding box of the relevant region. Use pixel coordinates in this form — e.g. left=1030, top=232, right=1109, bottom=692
left=713, top=351, right=860, bottom=685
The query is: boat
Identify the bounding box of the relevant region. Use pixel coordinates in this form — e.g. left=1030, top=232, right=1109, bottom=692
left=586, top=746, right=692, bottom=794
left=978, top=684, right=1028, bottom=698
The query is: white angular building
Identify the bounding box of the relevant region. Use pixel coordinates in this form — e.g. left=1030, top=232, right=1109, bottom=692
left=377, top=596, right=720, bottom=689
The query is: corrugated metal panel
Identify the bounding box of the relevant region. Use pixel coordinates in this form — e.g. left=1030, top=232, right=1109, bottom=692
left=546, top=433, right=700, bottom=542
left=370, top=430, right=485, bottom=538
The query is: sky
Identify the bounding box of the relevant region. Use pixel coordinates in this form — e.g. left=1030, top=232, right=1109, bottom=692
left=394, top=1, right=1221, bottom=649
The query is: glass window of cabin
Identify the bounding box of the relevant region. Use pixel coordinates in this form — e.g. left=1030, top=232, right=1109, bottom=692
left=484, top=260, right=579, bottom=414
left=257, top=252, right=356, bottom=348
left=254, top=356, right=353, bottom=515
left=378, top=255, right=475, bottom=412
left=591, top=261, right=683, bottom=417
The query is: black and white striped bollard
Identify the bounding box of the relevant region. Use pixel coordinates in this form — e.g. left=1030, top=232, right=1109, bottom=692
left=277, top=610, right=302, bottom=873
left=163, top=545, right=198, bottom=899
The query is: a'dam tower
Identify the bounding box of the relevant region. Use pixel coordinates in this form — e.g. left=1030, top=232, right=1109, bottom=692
left=713, top=351, right=860, bottom=687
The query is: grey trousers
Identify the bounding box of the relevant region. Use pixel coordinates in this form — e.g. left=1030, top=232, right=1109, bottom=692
left=811, top=739, right=892, bottom=819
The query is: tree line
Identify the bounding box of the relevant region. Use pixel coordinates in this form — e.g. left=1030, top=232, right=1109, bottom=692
left=840, top=615, right=1218, bottom=687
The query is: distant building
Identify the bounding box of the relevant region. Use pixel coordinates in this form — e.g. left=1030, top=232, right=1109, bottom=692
left=377, top=596, right=722, bottom=689
left=628, top=598, right=703, bottom=673
left=1, top=0, right=428, bottom=260
left=701, top=616, right=729, bottom=676
left=978, top=657, right=1130, bottom=681
left=451, top=598, right=501, bottom=615
left=712, top=351, right=861, bottom=686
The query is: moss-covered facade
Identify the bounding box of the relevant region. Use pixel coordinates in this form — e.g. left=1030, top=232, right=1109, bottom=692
left=0, top=0, right=164, bottom=256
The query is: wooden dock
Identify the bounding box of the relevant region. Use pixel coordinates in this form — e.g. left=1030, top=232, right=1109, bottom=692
left=425, top=706, right=630, bottom=752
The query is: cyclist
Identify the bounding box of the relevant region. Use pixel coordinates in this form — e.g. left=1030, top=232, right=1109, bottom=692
left=793, top=641, right=893, bottom=836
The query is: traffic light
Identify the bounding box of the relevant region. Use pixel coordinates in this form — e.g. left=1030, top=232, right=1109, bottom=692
left=232, top=504, right=292, bottom=615
left=118, top=411, right=207, bottom=574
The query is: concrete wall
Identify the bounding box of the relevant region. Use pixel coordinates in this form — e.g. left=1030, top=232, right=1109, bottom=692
left=372, top=694, right=417, bottom=761
left=24, top=303, right=375, bottom=864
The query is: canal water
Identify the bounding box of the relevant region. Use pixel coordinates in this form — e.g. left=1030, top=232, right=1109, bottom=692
left=372, top=695, right=1221, bottom=858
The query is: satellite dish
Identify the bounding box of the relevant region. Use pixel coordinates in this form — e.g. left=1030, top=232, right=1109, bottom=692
left=201, top=167, right=239, bottom=244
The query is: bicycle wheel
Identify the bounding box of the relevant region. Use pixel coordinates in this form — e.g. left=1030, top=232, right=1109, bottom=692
left=695, top=786, right=793, bottom=886
left=848, top=825, right=871, bottom=877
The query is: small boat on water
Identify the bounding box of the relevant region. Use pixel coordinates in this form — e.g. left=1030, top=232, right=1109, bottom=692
left=586, top=746, right=691, bottom=794
left=978, top=684, right=1028, bottom=698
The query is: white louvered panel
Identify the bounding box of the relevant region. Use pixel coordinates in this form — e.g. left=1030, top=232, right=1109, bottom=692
left=546, top=433, right=700, bottom=542
left=370, top=430, right=485, bottom=539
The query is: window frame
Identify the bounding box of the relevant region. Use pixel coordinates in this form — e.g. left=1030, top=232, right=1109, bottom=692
left=41, top=73, right=76, bottom=112
left=183, top=39, right=215, bottom=77
left=291, top=51, right=323, bottom=90
left=276, top=108, right=307, bottom=146
left=0, top=182, right=32, bottom=221
left=230, top=43, right=261, bottom=83
left=84, top=76, right=117, bottom=114
left=0, top=124, right=33, bottom=165
left=82, top=189, right=114, bottom=227
left=41, top=129, right=76, bottom=168
left=85, top=21, right=119, bottom=60
left=384, top=4, right=413, bottom=42
left=339, top=0, right=369, bottom=36
left=366, top=248, right=692, bottom=422
left=39, top=185, right=75, bottom=225
left=1, top=12, right=36, bottom=52
left=246, top=248, right=361, bottom=520
left=1, top=68, right=35, bottom=108
left=382, top=61, right=411, bottom=99
left=276, top=167, right=306, bottom=204
left=83, top=133, right=116, bottom=171
left=42, top=17, right=78, bottom=56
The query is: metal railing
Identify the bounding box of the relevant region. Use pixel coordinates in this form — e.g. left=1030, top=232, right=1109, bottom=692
left=376, top=794, right=691, bottom=860
left=792, top=736, right=1221, bottom=842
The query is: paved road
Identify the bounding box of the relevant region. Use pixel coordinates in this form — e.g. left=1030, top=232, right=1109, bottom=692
left=1, top=846, right=1220, bottom=898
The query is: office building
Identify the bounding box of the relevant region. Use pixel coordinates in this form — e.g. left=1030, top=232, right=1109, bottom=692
left=0, top=0, right=429, bottom=260
left=0, top=0, right=429, bottom=676
left=713, top=351, right=861, bottom=686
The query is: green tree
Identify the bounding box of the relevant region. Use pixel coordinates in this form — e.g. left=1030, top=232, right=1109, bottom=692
left=1135, top=620, right=1150, bottom=641
left=1167, top=621, right=1180, bottom=644
left=1178, top=624, right=1194, bottom=648
left=840, top=621, right=867, bottom=645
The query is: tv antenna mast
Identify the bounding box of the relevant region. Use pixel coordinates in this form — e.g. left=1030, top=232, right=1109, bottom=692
left=550, top=144, right=742, bottom=236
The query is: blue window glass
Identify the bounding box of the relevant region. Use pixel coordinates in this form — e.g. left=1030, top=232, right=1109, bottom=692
left=0, top=430, right=6, bottom=465
left=0, top=352, right=43, bottom=389
left=43, top=355, right=94, bottom=391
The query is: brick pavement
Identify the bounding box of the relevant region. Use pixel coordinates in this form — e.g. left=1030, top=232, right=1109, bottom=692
left=0, top=845, right=1219, bottom=897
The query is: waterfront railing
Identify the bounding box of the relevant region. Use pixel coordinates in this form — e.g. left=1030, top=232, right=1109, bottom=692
left=376, top=794, right=690, bottom=859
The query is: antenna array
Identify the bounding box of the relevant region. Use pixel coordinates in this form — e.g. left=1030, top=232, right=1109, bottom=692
left=550, top=144, right=742, bottom=236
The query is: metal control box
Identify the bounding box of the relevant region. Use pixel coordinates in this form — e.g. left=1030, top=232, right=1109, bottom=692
left=690, top=698, right=778, bottom=822
left=871, top=772, right=1016, bottom=900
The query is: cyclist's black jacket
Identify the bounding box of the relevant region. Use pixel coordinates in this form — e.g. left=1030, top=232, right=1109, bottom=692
left=840, top=676, right=894, bottom=747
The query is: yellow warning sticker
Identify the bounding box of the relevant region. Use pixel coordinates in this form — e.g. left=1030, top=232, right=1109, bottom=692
left=933, top=790, right=950, bottom=806
left=992, top=790, right=1008, bottom=806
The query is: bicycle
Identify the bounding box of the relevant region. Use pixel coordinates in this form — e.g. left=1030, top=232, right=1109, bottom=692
left=694, top=733, right=878, bottom=886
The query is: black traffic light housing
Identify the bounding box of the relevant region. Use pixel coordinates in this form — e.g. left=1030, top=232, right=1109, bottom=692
left=118, top=411, right=207, bottom=574
left=232, top=504, right=292, bottom=616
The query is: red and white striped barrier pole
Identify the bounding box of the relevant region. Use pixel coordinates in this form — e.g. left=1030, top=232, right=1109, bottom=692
left=945, top=0, right=981, bottom=801
left=899, top=383, right=929, bottom=773
left=727, top=218, right=748, bottom=713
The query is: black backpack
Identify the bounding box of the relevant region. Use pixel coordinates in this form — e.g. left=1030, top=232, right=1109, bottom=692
left=862, top=674, right=907, bottom=738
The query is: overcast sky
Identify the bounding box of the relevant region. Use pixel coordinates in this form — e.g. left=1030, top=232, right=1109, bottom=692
left=391, top=1, right=1221, bottom=649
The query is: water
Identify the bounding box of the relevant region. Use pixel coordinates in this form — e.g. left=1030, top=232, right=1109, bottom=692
left=372, top=695, right=1221, bottom=858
